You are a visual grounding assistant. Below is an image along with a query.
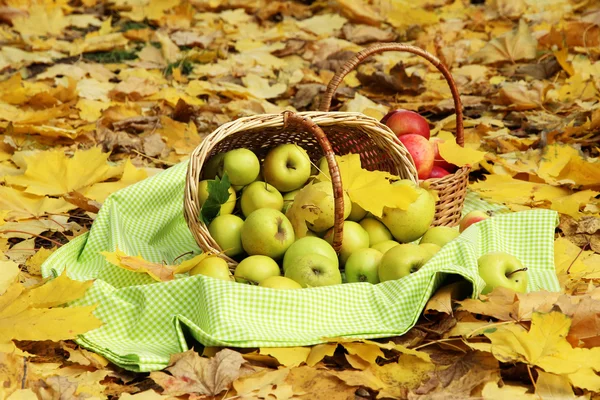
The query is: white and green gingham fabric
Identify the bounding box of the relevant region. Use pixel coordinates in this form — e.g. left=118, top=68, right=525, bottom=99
left=41, top=161, right=560, bottom=372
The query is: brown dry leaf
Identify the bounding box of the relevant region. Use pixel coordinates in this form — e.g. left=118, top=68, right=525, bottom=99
left=328, top=368, right=385, bottom=391
left=425, top=281, right=472, bottom=315
left=284, top=365, right=356, bottom=400
left=471, top=19, right=537, bottom=64
left=555, top=293, right=600, bottom=348
left=150, top=349, right=247, bottom=397
left=411, top=351, right=500, bottom=398
left=0, top=351, right=26, bottom=399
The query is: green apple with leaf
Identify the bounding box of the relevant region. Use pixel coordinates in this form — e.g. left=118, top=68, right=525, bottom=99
left=234, top=255, right=281, bottom=284
left=259, top=276, right=302, bottom=289
left=478, top=252, right=528, bottom=294
left=198, top=180, right=236, bottom=215
left=285, top=253, right=341, bottom=287
left=208, top=214, right=244, bottom=257
left=263, top=144, right=312, bottom=192
left=241, top=208, right=295, bottom=259
left=379, top=180, right=436, bottom=243
left=189, top=257, right=233, bottom=281
left=240, top=181, right=283, bottom=217
left=219, top=148, right=260, bottom=186
left=304, top=181, right=351, bottom=233
left=345, top=248, right=382, bottom=284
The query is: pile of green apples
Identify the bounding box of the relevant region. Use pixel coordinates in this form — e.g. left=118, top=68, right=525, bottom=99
left=189, top=144, right=529, bottom=294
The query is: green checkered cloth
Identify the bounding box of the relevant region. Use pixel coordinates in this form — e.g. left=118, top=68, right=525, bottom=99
left=41, top=161, right=560, bottom=372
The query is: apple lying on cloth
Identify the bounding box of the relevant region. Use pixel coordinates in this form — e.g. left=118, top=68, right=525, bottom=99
left=189, top=257, right=233, bottom=281
left=259, top=276, right=302, bottom=289
left=234, top=255, right=281, bottom=284
left=285, top=253, right=341, bottom=287
left=420, top=226, right=460, bottom=248
left=478, top=252, right=528, bottom=294
left=345, top=248, right=382, bottom=284
left=378, top=243, right=434, bottom=282
left=283, top=237, right=338, bottom=273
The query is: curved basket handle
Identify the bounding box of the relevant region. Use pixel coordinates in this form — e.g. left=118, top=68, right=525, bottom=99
left=282, top=111, right=344, bottom=252
left=319, top=43, right=464, bottom=147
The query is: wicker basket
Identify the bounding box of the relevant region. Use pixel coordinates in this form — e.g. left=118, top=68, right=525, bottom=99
left=183, top=111, right=418, bottom=267
left=319, top=43, right=471, bottom=227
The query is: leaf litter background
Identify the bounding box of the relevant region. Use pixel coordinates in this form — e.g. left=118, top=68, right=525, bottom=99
left=0, top=0, right=600, bottom=398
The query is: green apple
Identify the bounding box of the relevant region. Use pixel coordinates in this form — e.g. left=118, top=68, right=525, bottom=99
left=324, top=221, right=369, bottom=266
left=198, top=180, right=236, bottom=215
left=378, top=243, right=432, bottom=282
left=240, top=181, right=283, bottom=217
left=303, top=181, right=351, bottom=233
left=234, top=255, right=281, bottom=284
left=285, top=253, right=341, bottom=287
left=282, top=189, right=300, bottom=214
left=419, top=226, right=460, bottom=248
left=219, top=148, right=260, bottom=186
left=359, top=217, right=392, bottom=246
left=478, top=252, right=528, bottom=294
left=282, top=236, right=338, bottom=272
left=263, top=144, right=312, bottom=192
left=380, top=180, right=436, bottom=243
left=189, top=256, right=233, bottom=281
left=259, top=276, right=302, bottom=289
left=241, top=208, right=295, bottom=259
left=345, top=248, right=382, bottom=284
left=347, top=202, right=368, bottom=222
left=460, top=210, right=490, bottom=233
left=202, top=153, right=224, bottom=180
left=419, top=243, right=441, bottom=259
left=371, top=240, right=400, bottom=254
left=208, top=214, right=244, bottom=257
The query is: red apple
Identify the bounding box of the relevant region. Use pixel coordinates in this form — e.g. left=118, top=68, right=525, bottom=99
left=459, top=210, right=490, bottom=233
left=428, top=166, right=451, bottom=179
left=430, top=137, right=458, bottom=173
left=382, top=110, right=430, bottom=139
left=398, top=134, right=434, bottom=180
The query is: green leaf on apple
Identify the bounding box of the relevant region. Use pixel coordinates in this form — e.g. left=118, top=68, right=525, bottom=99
left=200, top=173, right=233, bottom=225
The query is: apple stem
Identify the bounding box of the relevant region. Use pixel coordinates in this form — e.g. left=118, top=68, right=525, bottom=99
left=506, top=267, right=528, bottom=278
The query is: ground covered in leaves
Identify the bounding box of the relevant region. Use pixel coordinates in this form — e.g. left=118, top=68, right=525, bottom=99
left=1, top=0, right=600, bottom=399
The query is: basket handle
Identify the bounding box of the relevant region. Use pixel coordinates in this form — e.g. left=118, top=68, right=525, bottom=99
left=319, top=43, right=464, bottom=147
left=282, top=111, right=344, bottom=252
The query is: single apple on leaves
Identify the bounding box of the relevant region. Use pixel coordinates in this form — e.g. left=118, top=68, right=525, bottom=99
left=241, top=208, right=295, bottom=260
left=263, top=144, right=312, bottom=192
left=198, top=180, right=236, bottom=215
left=420, top=226, right=460, bottom=248
left=259, top=276, right=302, bottom=289
left=378, top=243, right=433, bottom=282
left=234, top=255, right=281, bottom=284
left=285, top=253, right=341, bottom=287
left=398, top=134, right=435, bottom=180
left=382, top=109, right=431, bottom=139
left=359, top=217, right=392, bottom=246
left=380, top=180, right=436, bottom=243
left=208, top=214, right=244, bottom=257
left=283, top=236, right=338, bottom=272
left=324, top=220, right=369, bottom=266
left=219, top=148, right=260, bottom=186
left=345, top=248, right=383, bottom=284
left=478, top=252, right=528, bottom=294
left=189, top=257, right=233, bottom=281
left=240, top=181, right=283, bottom=217
left=460, top=210, right=491, bottom=233
left=371, top=240, right=400, bottom=254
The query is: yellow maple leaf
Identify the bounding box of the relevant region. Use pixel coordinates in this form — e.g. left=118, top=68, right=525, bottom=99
left=5, top=147, right=122, bottom=196
left=83, top=159, right=148, bottom=203
left=0, top=270, right=101, bottom=343
left=259, top=347, right=311, bottom=368
left=438, top=138, right=487, bottom=167
left=371, top=354, right=434, bottom=397
left=0, top=186, right=75, bottom=220
left=296, top=14, right=347, bottom=36
left=25, top=248, right=56, bottom=277
left=101, top=248, right=210, bottom=282
left=318, top=154, right=418, bottom=218
left=471, top=19, right=537, bottom=64
left=285, top=181, right=328, bottom=238
left=306, top=343, right=337, bottom=367
left=568, top=367, right=600, bottom=392
left=484, top=311, right=600, bottom=375
left=536, top=371, right=586, bottom=399
left=481, top=381, right=536, bottom=399
left=242, top=74, right=287, bottom=100
left=0, top=260, right=18, bottom=296
left=386, top=0, right=439, bottom=29
left=12, top=4, right=68, bottom=37
left=551, top=190, right=599, bottom=219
